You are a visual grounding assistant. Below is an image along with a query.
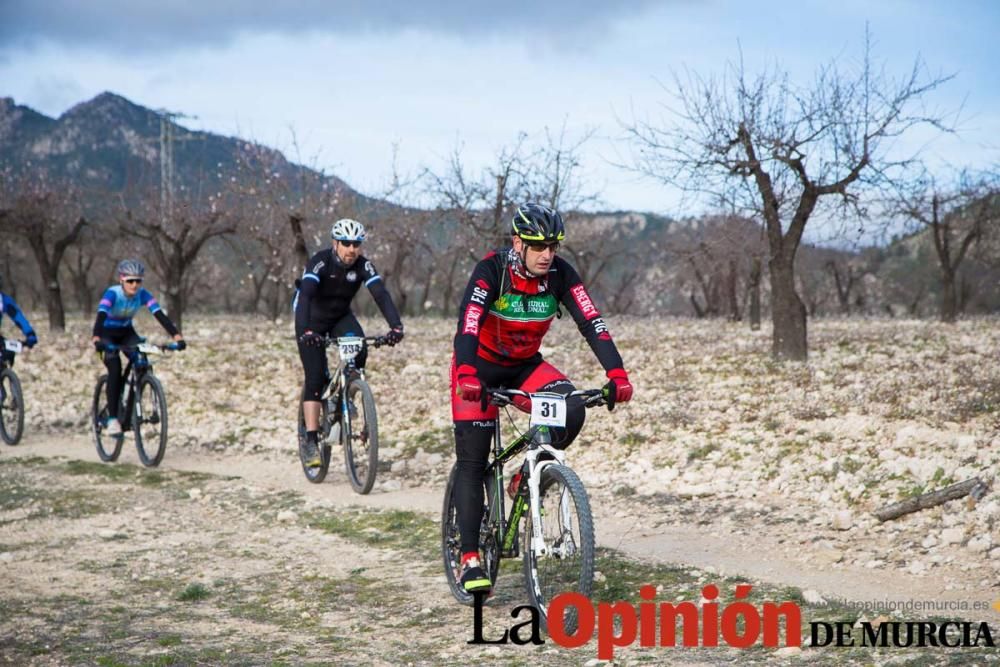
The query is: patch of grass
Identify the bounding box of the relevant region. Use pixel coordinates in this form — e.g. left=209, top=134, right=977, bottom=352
left=815, top=431, right=834, bottom=443
left=0, top=455, right=47, bottom=467
left=157, top=634, right=183, bottom=647
left=400, top=425, right=452, bottom=459
left=613, top=484, right=637, bottom=498
left=138, top=471, right=168, bottom=486
left=64, top=459, right=136, bottom=480
left=841, top=457, right=863, bottom=474
left=619, top=430, right=649, bottom=447
left=776, top=439, right=807, bottom=458
left=306, top=508, right=439, bottom=562
left=686, top=442, right=718, bottom=463
left=177, top=583, right=211, bottom=602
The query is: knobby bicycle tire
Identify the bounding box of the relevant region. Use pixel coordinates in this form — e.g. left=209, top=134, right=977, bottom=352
left=522, top=463, right=595, bottom=635
left=92, top=375, right=123, bottom=462
left=134, top=374, right=168, bottom=467
left=0, top=368, right=24, bottom=445
left=343, top=377, right=378, bottom=494
left=298, top=390, right=332, bottom=483
left=441, top=463, right=501, bottom=606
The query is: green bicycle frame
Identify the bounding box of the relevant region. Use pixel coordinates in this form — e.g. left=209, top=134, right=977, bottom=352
left=484, top=423, right=554, bottom=558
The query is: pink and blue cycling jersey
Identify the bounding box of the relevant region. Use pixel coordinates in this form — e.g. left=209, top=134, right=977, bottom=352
left=97, top=285, right=163, bottom=329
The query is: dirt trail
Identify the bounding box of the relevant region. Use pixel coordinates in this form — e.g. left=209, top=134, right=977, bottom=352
left=17, top=434, right=996, bottom=620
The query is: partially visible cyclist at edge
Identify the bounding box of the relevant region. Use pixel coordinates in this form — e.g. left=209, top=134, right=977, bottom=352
left=0, top=274, right=39, bottom=363
left=451, top=202, right=634, bottom=594
left=91, top=260, right=185, bottom=436
left=294, top=218, right=404, bottom=469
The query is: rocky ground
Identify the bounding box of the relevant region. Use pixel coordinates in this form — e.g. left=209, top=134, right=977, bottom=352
left=1, top=314, right=999, bottom=665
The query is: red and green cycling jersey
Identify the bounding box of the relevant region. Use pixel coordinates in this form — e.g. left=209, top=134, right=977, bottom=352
left=453, top=248, right=624, bottom=374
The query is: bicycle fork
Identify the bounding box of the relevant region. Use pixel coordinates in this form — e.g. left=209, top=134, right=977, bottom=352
left=501, top=440, right=566, bottom=559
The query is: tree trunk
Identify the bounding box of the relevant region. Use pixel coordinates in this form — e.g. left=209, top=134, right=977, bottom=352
left=267, top=281, right=283, bottom=321
left=26, top=238, right=67, bottom=332
left=748, top=256, right=762, bottom=331
left=166, top=283, right=184, bottom=331
left=689, top=292, right=706, bottom=318
left=726, top=259, right=740, bottom=321
left=45, top=277, right=67, bottom=331
left=288, top=214, right=310, bottom=268
left=769, top=257, right=807, bottom=360
left=940, top=270, right=957, bottom=323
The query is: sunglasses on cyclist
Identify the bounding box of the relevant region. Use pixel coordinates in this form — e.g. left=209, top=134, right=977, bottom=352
left=123, top=278, right=143, bottom=284
left=339, top=240, right=362, bottom=248
left=525, top=241, right=559, bottom=252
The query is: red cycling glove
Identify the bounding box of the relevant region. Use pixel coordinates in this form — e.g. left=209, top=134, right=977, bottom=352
left=456, top=365, right=483, bottom=403
left=605, top=368, right=633, bottom=404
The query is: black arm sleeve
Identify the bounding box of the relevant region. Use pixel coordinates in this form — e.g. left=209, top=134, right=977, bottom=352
left=368, top=280, right=402, bottom=329
left=557, top=259, right=625, bottom=373
left=453, top=255, right=501, bottom=372
left=92, top=311, right=107, bottom=337
left=154, top=311, right=180, bottom=337
left=295, top=277, right=318, bottom=333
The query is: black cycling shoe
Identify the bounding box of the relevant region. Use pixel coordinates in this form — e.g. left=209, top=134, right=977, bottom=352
left=300, top=434, right=322, bottom=468
left=461, top=560, right=492, bottom=594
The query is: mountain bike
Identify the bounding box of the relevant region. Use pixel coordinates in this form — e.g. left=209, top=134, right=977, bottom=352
left=91, top=340, right=182, bottom=467
left=0, top=338, right=26, bottom=445
left=441, top=386, right=609, bottom=633
left=297, top=334, right=389, bottom=493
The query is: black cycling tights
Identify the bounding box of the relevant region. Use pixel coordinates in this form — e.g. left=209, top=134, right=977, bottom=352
left=453, top=380, right=585, bottom=555
left=102, top=329, right=142, bottom=418
left=297, top=312, right=368, bottom=401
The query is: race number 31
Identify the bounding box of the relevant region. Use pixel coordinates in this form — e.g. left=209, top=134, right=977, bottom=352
left=530, top=393, right=567, bottom=428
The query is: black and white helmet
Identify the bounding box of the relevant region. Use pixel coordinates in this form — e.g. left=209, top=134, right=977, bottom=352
left=116, top=259, right=145, bottom=278
left=331, top=218, right=366, bottom=242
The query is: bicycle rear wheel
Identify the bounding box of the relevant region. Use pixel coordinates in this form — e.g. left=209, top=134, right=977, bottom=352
left=441, top=463, right=501, bottom=605
left=0, top=368, right=24, bottom=445
left=523, top=463, right=595, bottom=635
left=342, top=377, right=378, bottom=494
left=134, top=374, right=168, bottom=467
left=92, top=375, right=123, bottom=462
left=297, top=392, right=331, bottom=483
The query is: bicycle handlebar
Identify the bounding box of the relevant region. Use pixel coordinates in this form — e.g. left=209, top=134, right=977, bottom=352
left=321, top=334, right=394, bottom=349
left=100, top=341, right=183, bottom=353
left=483, top=386, right=609, bottom=410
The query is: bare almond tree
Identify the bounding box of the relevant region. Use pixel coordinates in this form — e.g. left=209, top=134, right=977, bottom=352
left=419, top=125, right=613, bottom=311
left=890, top=168, right=999, bottom=322
left=620, top=30, right=955, bottom=359
left=0, top=167, right=87, bottom=330
left=120, top=192, right=235, bottom=330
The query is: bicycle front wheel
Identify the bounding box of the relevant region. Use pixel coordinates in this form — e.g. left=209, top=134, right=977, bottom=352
left=0, top=367, right=24, bottom=445
left=523, top=464, right=595, bottom=635
left=134, top=374, right=168, bottom=467
left=441, top=463, right=501, bottom=606
left=342, top=377, right=378, bottom=494
left=92, top=375, right=123, bottom=462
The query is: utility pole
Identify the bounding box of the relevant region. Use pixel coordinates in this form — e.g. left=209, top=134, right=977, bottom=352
left=156, top=109, right=197, bottom=225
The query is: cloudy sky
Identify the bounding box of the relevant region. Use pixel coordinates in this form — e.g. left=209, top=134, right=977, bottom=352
left=2, top=0, right=998, bottom=219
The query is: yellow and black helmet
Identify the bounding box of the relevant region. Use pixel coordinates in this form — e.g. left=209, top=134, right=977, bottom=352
left=511, top=203, right=565, bottom=243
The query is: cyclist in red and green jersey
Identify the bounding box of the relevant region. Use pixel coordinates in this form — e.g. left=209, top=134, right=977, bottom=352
left=450, top=203, right=634, bottom=594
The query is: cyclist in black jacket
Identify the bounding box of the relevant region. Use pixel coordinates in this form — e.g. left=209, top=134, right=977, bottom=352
left=294, top=218, right=404, bottom=467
